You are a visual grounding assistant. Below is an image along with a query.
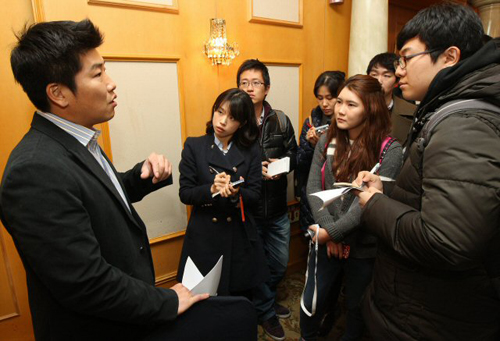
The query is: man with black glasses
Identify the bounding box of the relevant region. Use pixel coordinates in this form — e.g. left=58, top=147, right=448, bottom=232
left=237, top=59, right=297, bottom=341
left=355, top=3, right=500, bottom=340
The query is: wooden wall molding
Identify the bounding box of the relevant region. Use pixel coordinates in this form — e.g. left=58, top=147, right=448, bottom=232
left=88, top=0, right=179, bottom=14
left=0, top=230, right=20, bottom=321
left=249, top=0, right=303, bottom=28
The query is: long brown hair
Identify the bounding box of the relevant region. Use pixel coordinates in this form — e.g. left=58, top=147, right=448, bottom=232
left=322, top=75, right=391, bottom=182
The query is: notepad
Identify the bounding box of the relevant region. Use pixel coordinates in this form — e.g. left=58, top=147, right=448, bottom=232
left=212, top=179, right=245, bottom=197
left=267, top=157, right=290, bottom=177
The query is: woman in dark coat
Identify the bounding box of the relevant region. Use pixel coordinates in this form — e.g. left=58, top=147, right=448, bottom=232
left=177, top=88, right=268, bottom=298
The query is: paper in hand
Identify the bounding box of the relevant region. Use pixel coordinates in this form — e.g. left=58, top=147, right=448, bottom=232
left=311, top=184, right=365, bottom=210
left=267, top=157, right=290, bottom=177
left=181, top=256, right=223, bottom=296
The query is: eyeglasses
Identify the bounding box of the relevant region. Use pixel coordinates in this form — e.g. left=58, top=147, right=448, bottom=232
left=394, top=48, right=440, bottom=70
left=239, top=80, right=265, bottom=88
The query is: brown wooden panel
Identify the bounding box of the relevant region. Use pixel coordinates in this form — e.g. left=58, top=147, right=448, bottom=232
left=389, top=0, right=470, bottom=52
left=389, top=3, right=418, bottom=52
left=0, top=230, right=20, bottom=321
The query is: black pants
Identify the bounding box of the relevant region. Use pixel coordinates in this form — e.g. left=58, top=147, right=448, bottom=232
left=143, top=296, right=257, bottom=341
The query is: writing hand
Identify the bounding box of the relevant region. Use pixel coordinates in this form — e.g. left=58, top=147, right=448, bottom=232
left=211, top=172, right=229, bottom=194
left=306, top=127, right=319, bottom=146
left=353, top=171, right=383, bottom=192
left=170, top=283, right=209, bottom=315
left=141, top=152, right=172, bottom=184
left=357, top=186, right=382, bottom=208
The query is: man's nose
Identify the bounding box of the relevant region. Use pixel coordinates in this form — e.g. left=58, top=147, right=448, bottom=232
left=395, top=66, right=405, bottom=78
left=106, top=74, right=117, bottom=92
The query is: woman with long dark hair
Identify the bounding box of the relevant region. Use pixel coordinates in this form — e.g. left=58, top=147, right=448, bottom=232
left=177, top=88, right=268, bottom=298
left=300, top=75, right=403, bottom=340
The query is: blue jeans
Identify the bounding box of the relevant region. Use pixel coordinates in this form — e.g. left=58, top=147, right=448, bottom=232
left=253, top=213, right=291, bottom=322
left=300, top=244, right=374, bottom=341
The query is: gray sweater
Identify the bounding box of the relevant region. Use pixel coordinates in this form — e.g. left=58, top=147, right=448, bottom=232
left=306, top=134, right=403, bottom=258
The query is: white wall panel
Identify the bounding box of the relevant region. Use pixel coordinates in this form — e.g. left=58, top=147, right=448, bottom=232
left=266, top=64, right=300, bottom=202
left=106, top=61, right=186, bottom=238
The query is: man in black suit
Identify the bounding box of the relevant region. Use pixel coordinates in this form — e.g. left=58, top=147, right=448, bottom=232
left=1, top=19, right=256, bottom=341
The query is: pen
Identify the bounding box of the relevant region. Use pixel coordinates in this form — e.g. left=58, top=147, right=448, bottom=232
left=359, top=163, right=380, bottom=190
left=369, top=163, right=381, bottom=174
left=209, top=166, right=220, bottom=174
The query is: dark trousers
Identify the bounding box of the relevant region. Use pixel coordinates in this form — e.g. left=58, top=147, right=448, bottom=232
left=144, top=296, right=257, bottom=341
left=300, top=245, right=374, bottom=341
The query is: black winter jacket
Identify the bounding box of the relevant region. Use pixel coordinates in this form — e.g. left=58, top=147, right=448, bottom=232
left=361, top=39, right=500, bottom=340
left=256, top=101, right=297, bottom=219
left=296, top=106, right=329, bottom=229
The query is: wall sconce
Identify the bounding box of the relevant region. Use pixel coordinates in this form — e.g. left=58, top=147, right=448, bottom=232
left=203, top=18, right=240, bottom=66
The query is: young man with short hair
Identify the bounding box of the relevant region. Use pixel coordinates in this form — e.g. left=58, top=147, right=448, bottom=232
left=237, top=59, right=298, bottom=341
left=356, top=3, right=500, bottom=340
left=367, top=52, right=416, bottom=143
left=1, top=20, right=255, bottom=341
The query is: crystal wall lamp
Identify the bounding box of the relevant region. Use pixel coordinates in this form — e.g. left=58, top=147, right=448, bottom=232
left=203, top=18, right=240, bottom=66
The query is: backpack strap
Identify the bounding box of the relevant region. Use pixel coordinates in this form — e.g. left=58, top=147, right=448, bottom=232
left=378, top=136, right=396, bottom=168
left=414, top=98, right=500, bottom=298
left=274, top=109, right=287, bottom=134
left=416, top=99, right=500, bottom=152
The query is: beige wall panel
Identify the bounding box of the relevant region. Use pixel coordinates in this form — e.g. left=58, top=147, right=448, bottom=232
left=252, top=0, right=300, bottom=24
left=266, top=64, right=300, bottom=202
left=106, top=60, right=187, bottom=238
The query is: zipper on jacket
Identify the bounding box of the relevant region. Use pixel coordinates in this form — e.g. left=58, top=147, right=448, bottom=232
left=259, top=111, right=275, bottom=219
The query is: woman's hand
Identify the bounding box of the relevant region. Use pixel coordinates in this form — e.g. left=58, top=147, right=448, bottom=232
left=211, top=172, right=229, bottom=194
left=211, top=173, right=241, bottom=198
left=326, top=240, right=344, bottom=259
left=224, top=176, right=243, bottom=198
left=306, top=126, right=320, bottom=147
left=309, top=225, right=331, bottom=245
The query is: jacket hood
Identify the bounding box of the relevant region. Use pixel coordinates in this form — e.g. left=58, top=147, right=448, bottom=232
left=417, top=38, right=500, bottom=118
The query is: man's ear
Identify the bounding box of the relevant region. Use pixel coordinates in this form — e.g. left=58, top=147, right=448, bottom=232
left=264, top=84, right=270, bottom=96
left=46, top=83, right=69, bottom=109
left=442, top=46, right=461, bottom=67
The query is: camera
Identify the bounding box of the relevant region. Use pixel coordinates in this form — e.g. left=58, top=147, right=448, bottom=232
left=315, top=124, right=329, bottom=135
left=304, top=229, right=316, bottom=239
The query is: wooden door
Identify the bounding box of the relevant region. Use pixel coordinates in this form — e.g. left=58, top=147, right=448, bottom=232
left=0, top=0, right=37, bottom=340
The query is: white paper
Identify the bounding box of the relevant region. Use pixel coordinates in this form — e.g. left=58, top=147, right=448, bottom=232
left=311, top=186, right=364, bottom=210
left=267, top=157, right=290, bottom=177
left=181, top=256, right=223, bottom=296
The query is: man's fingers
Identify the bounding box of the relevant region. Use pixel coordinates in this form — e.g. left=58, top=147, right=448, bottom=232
left=140, top=161, right=152, bottom=179
left=192, top=293, right=210, bottom=303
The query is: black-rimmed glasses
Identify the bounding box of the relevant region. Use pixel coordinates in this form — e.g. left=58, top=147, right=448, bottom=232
left=394, top=48, right=440, bottom=70
left=239, top=80, right=265, bottom=88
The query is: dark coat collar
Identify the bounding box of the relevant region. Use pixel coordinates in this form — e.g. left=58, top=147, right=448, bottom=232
left=31, top=114, right=142, bottom=229
left=206, top=135, right=245, bottom=173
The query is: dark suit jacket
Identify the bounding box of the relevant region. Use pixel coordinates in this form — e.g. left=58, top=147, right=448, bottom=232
left=176, top=135, right=268, bottom=294
left=391, top=95, right=416, bottom=144
left=0, top=114, right=178, bottom=341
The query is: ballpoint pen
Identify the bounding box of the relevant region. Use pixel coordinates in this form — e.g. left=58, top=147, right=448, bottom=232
left=209, top=166, right=220, bottom=174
